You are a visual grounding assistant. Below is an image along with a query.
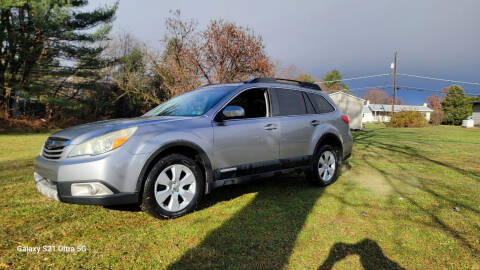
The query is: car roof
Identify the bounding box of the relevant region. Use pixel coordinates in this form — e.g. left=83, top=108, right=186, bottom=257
left=198, top=78, right=323, bottom=94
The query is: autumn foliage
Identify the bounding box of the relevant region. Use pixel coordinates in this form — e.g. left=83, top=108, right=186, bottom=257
left=150, top=11, right=273, bottom=97
left=387, top=111, right=427, bottom=128
left=201, top=20, right=273, bottom=83
left=363, top=89, right=404, bottom=104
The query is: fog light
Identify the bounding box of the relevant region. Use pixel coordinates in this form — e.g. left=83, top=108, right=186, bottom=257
left=71, top=182, right=113, bottom=196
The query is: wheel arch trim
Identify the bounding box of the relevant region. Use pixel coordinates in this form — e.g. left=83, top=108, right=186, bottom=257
left=135, top=140, right=214, bottom=200
left=314, top=132, right=344, bottom=160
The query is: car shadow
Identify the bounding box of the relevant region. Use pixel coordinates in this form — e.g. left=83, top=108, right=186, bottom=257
left=168, top=173, right=325, bottom=269
left=103, top=204, right=142, bottom=212
left=318, top=239, right=405, bottom=270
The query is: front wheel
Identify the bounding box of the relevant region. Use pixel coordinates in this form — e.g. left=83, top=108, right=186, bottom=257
left=141, top=154, right=204, bottom=219
left=308, top=145, right=341, bottom=186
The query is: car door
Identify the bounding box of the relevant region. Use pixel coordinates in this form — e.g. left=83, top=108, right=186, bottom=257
left=212, top=88, right=280, bottom=179
left=306, top=92, right=337, bottom=129
left=270, top=88, right=316, bottom=164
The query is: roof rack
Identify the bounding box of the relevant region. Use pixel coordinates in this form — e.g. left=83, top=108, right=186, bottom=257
left=246, top=78, right=321, bottom=91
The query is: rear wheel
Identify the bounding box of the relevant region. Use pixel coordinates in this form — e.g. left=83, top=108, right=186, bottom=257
left=308, top=145, right=341, bottom=186
left=141, top=154, right=204, bottom=219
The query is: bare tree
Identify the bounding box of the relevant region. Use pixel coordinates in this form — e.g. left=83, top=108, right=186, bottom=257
left=363, top=89, right=403, bottom=104
left=153, top=10, right=273, bottom=95
left=274, top=61, right=301, bottom=79
left=200, top=19, right=273, bottom=83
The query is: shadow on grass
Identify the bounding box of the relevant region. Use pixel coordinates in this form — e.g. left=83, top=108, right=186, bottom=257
left=103, top=204, right=141, bottom=212
left=168, top=174, right=323, bottom=269
left=352, top=131, right=480, bottom=256
left=353, top=129, right=480, bottom=179
left=318, top=239, right=405, bottom=270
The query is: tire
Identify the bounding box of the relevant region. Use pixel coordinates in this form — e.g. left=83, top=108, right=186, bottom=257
left=141, top=154, right=204, bottom=219
left=307, top=145, right=341, bottom=186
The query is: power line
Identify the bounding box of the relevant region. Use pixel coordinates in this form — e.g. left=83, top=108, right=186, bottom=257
left=397, top=73, right=480, bottom=86
left=347, top=85, right=480, bottom=96
left=315, top=73, right=391, bottom=84
left=397, top=85, right=480, bottom=96
left=348, top=85, right=392, bottom=91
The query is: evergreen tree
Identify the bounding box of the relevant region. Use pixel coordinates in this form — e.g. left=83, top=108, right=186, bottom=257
left=441, top=85, right=471, bottom=125
left=0, top=0, right=117, bottom=118
left=321, top=69, right=349, bottom=93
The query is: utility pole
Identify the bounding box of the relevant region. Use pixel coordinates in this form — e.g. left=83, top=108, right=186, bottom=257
left=391, top=51, right=398, bottom=117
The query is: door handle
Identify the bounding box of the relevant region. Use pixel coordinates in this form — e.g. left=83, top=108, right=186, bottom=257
left=311, top=120, right=320, bottom=127
left=264, top=123, right=277, bottom=130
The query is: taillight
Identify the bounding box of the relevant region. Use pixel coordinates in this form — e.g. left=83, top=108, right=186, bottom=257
left=341, top=115, right=349, bottom=125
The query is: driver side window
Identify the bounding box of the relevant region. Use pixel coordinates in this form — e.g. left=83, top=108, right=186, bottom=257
left=225, top=88, right=269, bottom=119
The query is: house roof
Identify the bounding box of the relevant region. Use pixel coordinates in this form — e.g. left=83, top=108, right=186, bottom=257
left=329, top=91, right=365, bottom=102
left=363, top=106, right=372, bottom=114
left=365, top=104, right=434, bottom=112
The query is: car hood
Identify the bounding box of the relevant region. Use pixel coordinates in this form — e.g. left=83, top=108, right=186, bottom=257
left=50, top=116, right=192, bottom=143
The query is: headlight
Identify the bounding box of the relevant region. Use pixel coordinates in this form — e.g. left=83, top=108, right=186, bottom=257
left=68, top=127, right=137, bottom=157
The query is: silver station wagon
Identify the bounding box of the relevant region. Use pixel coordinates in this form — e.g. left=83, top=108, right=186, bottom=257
left=34, top=78, right=353, bottom=219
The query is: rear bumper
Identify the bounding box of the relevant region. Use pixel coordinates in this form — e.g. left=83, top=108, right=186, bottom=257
left=342, top=135, right=353, bottom=160
left=34, top=172, right=138, bottom=205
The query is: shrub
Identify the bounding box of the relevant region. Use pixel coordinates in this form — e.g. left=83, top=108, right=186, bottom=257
left=387, top=111, right=427, bottom=128
left=0, top=117, right=48, bottom=132
left=429, top=110, right=444, bottom=125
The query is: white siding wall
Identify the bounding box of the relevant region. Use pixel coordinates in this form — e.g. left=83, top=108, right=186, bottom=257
left=473, top=104, right=480, bottom=126
left=362, top=108, right=431, bottom=123
left=329, top=93, right=364, bottom=129
left=362, top=112, right=374, bottom=122
left=425, top=112, right=431, bottom=121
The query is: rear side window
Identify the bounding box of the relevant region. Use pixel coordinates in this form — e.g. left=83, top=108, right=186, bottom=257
left=274, top=88, right=307, bottom=116
left=303, top=92, right=316, bottom=114
left=307, top=93, right=335, bottom=113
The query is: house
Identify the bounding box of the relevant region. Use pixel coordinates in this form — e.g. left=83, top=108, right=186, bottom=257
left=328, top=91, right=364, bottom=130
left=472, top=100, right=480, bottom=126
left=362, top=101, right=433, bottom=123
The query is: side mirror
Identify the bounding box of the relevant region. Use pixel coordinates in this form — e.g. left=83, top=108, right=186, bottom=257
left=222, top=105, right=245, bottom=118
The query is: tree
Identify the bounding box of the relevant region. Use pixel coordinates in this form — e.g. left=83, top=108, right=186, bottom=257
left=363, top=89, right=403, bottom=104
left=200, top=19, right=273, bottom=83
left=0, top=0, right=117, bottom=119
left=152, top=11, right=273, bottom=96
left=104, top=33, right=166, bottom=117
left=441, top=86, right=451, bottom=96
left=363, top=89, right=390, bottom=104
left=426, top=94, right=442, bottom=110
left=295, top=73, right=315, bottom=83
left=469, top=95, right=480, bottom=103
left=426, top=94, right=444, bottom=125
left=274, top=62, right=301, bottom=79
left=441, top=85, right=471, bottom=125
left=321, top=69, right=349, bottom=93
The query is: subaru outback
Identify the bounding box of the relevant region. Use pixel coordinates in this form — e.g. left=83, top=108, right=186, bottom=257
left=34, top=78, right=353, bottom=219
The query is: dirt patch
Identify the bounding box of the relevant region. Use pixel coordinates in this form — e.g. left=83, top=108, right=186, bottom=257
left=342, top=167, right=393, bottom=195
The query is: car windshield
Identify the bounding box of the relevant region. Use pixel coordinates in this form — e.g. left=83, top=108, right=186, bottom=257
left=143, top=86, right=235, bottom=117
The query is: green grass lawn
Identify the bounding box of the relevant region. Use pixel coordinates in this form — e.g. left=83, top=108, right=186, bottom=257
left=1, top=125, right=480, bottom=269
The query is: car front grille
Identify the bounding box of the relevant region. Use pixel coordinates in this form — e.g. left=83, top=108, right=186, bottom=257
left=42, top=137, right=70, bottom=160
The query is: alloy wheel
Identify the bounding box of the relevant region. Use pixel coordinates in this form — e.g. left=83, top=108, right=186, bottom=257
left=317, top=150, right=336, bottom=182
left=154, top=164, right=196, bottom=212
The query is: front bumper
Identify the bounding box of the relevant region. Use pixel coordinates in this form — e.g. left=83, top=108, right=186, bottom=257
left=34, top=172, right=138, bottom=205
left=33, top=149, right=146, bottom=206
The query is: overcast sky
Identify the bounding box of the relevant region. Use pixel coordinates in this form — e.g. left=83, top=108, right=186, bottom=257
left=89, top=0, right=480, bottom=104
